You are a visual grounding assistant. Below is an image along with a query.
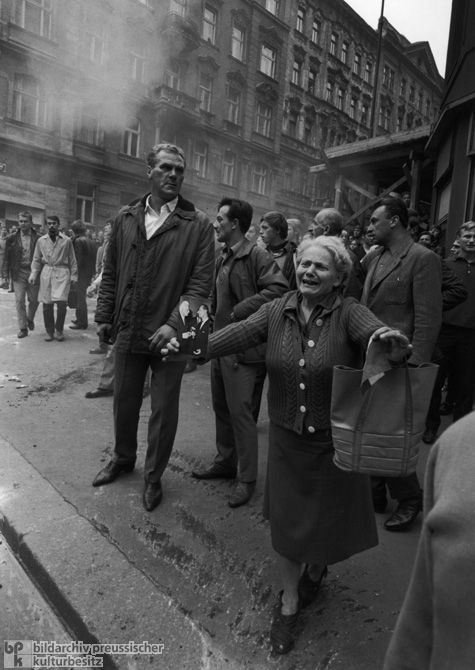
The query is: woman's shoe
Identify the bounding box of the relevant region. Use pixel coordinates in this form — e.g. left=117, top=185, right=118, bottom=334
left=297, top=565, right=328, bottom=609
left=270, top=592, right=299, bottom=655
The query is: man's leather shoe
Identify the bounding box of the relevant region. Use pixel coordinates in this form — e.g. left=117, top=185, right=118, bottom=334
left=143, top=481, right=162, bottom=511
left=44, top=332, right=54, bottom=342
left=27, top=319, right=35, bottom=331
left=18, top=329, right=28, bottom=338
left=92, top=461, right=134, bottom=487
left=439, top=401, right=454, bottom=416
left=384, top=498, right=423, bottom=531
left=372, top=496, right=387, bottom=514
left=192, top=464, right=237, bottom=480
left=228, top=481, right=256, bottom=508
left=69, top=324, right=87, bottom=330
left=56, top=331, right=64, bottom=342
left=85, top=388, right=114, bottom=398
left=422, top=427, right=437, bottom=445
left=89, top=347, right=107, bottom=354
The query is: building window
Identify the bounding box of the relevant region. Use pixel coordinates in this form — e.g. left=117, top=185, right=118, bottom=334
left=397, top=115, right=403, bottom=132
left=288, top=110, right=298, bottom=137
left=265, top=0, right=279, bottom=16
left=166, top=61, right=181, bottom=90
left=76, top=110, right=103, bottom=146
left=14, top=0, right=52, bottom=38
left=13, top=74, right=47, bottom=128
left=226, top=87, right=241, bottom=124
left=341, top=41, right=349, bottom=65
left=330, top=32, right=338, bottom=56
left=379, top=105, right=390, bottom=130
left=326, top=81, right=333, bottom=102
left=361, top=103, right=368, bottom=126
left=409, top=85, right=415, bottom=103
left=222, top=150, right=236, bottom=186
left=170, top=0, right=186, bottom=16
left=400, top=78, right=407, bottom=97
left=296, top=6, right=305, bottom=32
left=251, top=162, right=268, bottom=195
left=337, top=87, right=345, bottom=110
left=304, top=117, right=313, bottom=144
left=260, top=45, right=276, bottom=78
left=75, top=183, right=95, bottom=224
left=127, top=45, right=146, bottom=82
left=425, top=99, right=431, bottom=117
left=123, top=118, right=140, bottom=157
left=84, top=13, right=105, bottom=64
left=308, top=69, right=316, bottom=96
left=292, top=60, right=302, bottom=86
left=364, top=61, right=372, bottom=84
left=256, top=101, right=272, bottom=137
left=349, top=97, right=357, bottom=119
left=231, top=23, right=245, bottom=61
left=353, top=53, right=361, bottom=76
left=199, top=73, right=213, bottom=112
left=284, top=163, right=293, bottom=191
left=311, top=19, right=321, bottom=44
left=193, top=141, right=208, bottom=178
left=202, top=5, right=217, bottom=44
left=418, top=91, right=424, bottom=111
left=383, top=65, right=395, bottom=92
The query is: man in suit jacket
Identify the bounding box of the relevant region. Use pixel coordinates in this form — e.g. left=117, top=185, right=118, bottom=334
left=361, top=197, right=442, bottom=531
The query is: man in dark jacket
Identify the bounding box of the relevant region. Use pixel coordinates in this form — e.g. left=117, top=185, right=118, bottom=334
left=259, top=211, right=297, bottom=289
left=92, top=143, right=215, bottom=512
left=361, top=197, right=442, bottom=532
left=192, top=198, right=288, bottom=508
left=69, top=220, right=97, bottom=330
left=2, top=211, right=40, bottom=338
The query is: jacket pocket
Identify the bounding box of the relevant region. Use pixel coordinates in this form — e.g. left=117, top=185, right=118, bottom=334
left=384, top=278, right=407, bottom=304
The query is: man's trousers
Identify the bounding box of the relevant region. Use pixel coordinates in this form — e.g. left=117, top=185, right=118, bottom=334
left=211, top=356, right=265, bottom=483
left=112, top=351, right=186, bottom=483
left=13, top=268, right=39, bottom=330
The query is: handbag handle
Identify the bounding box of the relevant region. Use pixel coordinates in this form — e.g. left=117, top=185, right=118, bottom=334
left=352, top=362, right=413, bottom=472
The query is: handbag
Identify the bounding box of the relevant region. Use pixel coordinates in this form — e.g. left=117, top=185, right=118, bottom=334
left=331, top=362, right=439, bottom=477
left=67, top=287, right=78, bottom=309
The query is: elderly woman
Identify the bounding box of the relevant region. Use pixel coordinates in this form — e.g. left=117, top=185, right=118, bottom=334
left=163, top=236, right=411, bottom=654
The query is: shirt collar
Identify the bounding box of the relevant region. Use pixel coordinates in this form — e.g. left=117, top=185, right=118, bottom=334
left=145, top=195, right=179, bottom=218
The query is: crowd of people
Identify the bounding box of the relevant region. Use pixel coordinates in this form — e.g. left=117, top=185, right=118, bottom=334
left=2, top=142, right=475, bottom=665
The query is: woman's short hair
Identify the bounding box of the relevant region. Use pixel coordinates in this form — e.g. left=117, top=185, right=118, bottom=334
left=296, top=236, right=352, bottom=284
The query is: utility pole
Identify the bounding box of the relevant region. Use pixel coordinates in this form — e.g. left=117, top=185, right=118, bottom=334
left=369, top=0, right=385, bottom=138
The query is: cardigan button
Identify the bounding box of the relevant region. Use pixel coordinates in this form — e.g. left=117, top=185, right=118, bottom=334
left=307, top=339, right=315, bottom=347
left=307, top=426, right=315, bottom=433
left=316, top=319, right=323, bottom=327
left=300, top=405, right=306, bottom=413
left=299, top=358, right=305, bottom=367
left=299, top=382, right=305, bottom=390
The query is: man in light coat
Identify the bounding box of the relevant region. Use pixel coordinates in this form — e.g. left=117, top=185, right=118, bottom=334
left=29, top=216, right=78, bottom=342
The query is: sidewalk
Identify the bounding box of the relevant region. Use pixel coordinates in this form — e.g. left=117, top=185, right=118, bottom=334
left=0, top=438, right=233, bottom=670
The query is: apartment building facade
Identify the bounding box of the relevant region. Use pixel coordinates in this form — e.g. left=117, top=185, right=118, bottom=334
left=0, top=0, right=443, bottom=230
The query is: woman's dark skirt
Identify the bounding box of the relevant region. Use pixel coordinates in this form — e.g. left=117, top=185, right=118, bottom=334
left=263, top=422, right=378, bottom=565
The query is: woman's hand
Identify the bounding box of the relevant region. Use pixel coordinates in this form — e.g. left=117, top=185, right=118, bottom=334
left=372, top=326, right=412, bottom=362
left=160, top=337, right=181, bottom=360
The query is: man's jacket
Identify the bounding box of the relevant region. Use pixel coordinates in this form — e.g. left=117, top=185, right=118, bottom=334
left=95, top=193, right=215, bottom=354
left=3, top=228, right=40, bottom=280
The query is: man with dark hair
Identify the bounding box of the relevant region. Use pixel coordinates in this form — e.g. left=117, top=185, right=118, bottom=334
left=92, top=143, right=215, bottom=512
left=361, top=197, right=443, bottom=531
left=29, top=216, right=78, bottom=341
left=69, top=220, right=97, bottom=330
left=192, top=197, right=288, bottom=508
left=423, top=221, right=475, bottom=444
left=259, top=211, right=296, bottom=289
left=3, top=211, right=40, bottom=338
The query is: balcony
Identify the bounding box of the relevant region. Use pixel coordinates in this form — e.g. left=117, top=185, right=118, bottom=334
left=154, top=86, right=201, bottom=129
left=158, top=12, right=200, bottom=54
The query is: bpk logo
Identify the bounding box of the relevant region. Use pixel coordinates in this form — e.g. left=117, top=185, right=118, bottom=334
left=3, top=642, right=32, bottom=669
